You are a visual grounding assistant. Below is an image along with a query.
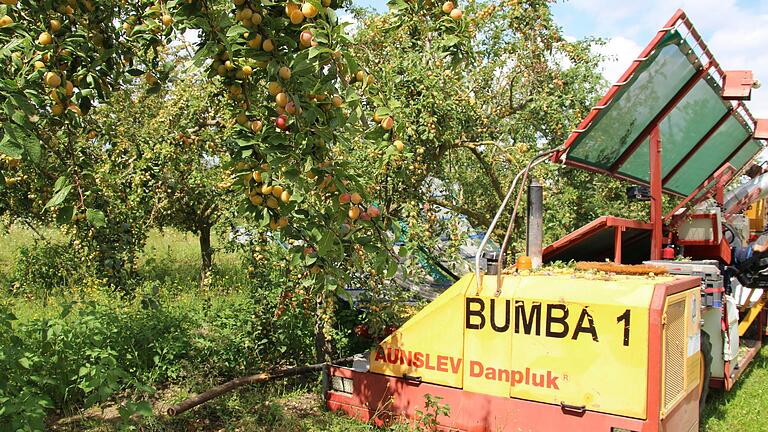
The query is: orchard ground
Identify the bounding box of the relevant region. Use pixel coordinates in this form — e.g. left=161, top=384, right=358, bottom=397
left=0, top=227, right=766, bottom=431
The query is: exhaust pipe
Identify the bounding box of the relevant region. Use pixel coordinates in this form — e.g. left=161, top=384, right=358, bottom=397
left=527, top=178, right=543, bottom=269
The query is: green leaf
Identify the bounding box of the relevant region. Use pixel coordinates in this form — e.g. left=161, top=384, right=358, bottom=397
left=0, top=133, right=23, bottom=159
left=134, top=401, right=154, bottom=417
left=226, top=25, right=248, bottom=38
left=3, top=123, right=41, bottom=163
left=44, top=185, right=72, bottom=210
left=86, top=209, right=106, bottom=227
left=386, top=259, right=399, bottom=278
left=56, top=205, right=74, bottom=225
left=18, top=357, right=31, bottom=369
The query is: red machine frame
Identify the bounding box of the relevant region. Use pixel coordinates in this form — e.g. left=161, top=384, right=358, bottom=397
left=552, top=9, right=765, bottom=264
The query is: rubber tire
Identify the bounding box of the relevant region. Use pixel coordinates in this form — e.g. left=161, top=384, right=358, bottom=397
left=699, top=330, right=713, bottom=418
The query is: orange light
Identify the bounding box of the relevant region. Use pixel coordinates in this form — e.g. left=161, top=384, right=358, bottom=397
left=516, top=256, right=532, bottom=270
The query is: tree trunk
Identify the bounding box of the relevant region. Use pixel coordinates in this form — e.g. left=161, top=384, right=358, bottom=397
left=314, top=291, right=333, bottom=363
left=314, top=290, right=333, bottom=395
left=199, top=223, right=213, bottom=288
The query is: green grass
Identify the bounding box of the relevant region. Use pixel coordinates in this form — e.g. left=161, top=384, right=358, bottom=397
left=701, top=346, right=768, bottom=431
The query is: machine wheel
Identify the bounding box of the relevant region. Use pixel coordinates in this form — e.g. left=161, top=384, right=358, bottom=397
left=699, top=330, right=712, bottom=418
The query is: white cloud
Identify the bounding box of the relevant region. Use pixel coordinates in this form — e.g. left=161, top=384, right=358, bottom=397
left=595, top=36, right=645, bottom=84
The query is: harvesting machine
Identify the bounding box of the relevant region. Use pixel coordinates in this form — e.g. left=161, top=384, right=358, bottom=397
left=325, top=9, right=768, bottom=432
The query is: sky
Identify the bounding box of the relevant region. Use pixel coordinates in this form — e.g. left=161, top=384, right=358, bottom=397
left=345, top=0, right=768, bottom=118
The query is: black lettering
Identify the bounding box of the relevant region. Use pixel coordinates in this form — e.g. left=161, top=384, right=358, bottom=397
left=546, top=304, right=570, bottom=338
left=617, top=309, right=631, bottom=346
left=572, top=307, right=599, bottom=342
left=490, top=299, right=511, bottom=332
left=466, top=298, right=485, bottom=330
left=515, top=300, right=541, bottom=335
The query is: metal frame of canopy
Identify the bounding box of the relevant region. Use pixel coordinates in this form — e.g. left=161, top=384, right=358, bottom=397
left=553, top=9, right=768, bottom=261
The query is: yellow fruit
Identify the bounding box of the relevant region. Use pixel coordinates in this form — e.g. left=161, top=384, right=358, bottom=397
left=285, top=1, right=300, bottom=16
left=67, top=104, right=81, bottom=116
left=251, top=120, right=263, bottom=133
left=381, top=116, right=394, bottom=130
left=44, top=71, right=61, bottom=88
left=300, top=30, right=313, bottom=47
left=50, top=19, right=61, bottom=33
left=350, top=192, right=362, bottom=204
left=217, top=65, right=227, bottom=76
left=271, top=185, right=284, bottom=197
left=302, top=2, right=318, bottom=18
left=263, top=38, right=274, bottom=52
left=278, top=216, right=288, bottom=227
left=290, top=9, right=304, bottom=24
left=355, top=70, right=365, bottom=81
left=450, top=8, right=462, bottom=19
left=240, top=8, right=253, bottom=21
left=38, top=32, right=53, bottom=46
left=51, top=103, right=65, bottom=116
left=251, top=13, right=262, bottom=26
left=34, top=61, right=46, bottom=70
left=0, top=15, right=12, bottom=28
left=322, top=0, right=330, bottom=6
left=331, top=95, right=343, bottom=107
left=64, top=80, right=74, bottom=96
left=249, top=194, right=264, bottom=205
left=372, top=112, right=381, bottom=123
left=280, top=190, right=291, bottom=203
left=225, top=60, right=235, bottom=70
left=162, top=14, right=174, bottom=26
left=394, top=140, right=405, bottom=151
left=275, top=92, right=289, bottom=107
left=270, top=218, right=279, bottom=230
left=252, top=171, right=263, bottom=182
left=278, top=66, right=291, bottom=80
left=348, top=206, right=360, bottom=220
left=87, top=130, right=97, bottom=139
left=267, top=81, right=283, bottom=96
left=236, top=113, right=249, bottom=125
left=248, top=34, right=263, bottom=49
left=266, top=196, right=279, bottom=209
left=442, top=1, right=454, bottom=13
left=261, top=184, right=273, bottom=195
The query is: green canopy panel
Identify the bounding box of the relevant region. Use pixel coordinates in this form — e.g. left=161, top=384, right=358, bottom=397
left=562, top=27, right=766, bottom=198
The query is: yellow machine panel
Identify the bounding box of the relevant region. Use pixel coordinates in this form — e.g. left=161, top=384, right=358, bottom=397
left=466, top=275, right=655, bottom=419
left=369, top=272, right=700, bottom=420
left=369, top=274, right=473, bottom=388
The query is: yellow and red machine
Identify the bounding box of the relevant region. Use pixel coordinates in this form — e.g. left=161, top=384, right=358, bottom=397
left=327, top=9, right=768, bottom=431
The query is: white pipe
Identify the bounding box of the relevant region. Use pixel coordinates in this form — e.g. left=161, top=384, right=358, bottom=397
left=474, top=152, right=554, bottom=289
left=723, top=172, right=768, bottom=214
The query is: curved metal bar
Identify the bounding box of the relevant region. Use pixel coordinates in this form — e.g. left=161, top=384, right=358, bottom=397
left=496, top=150, right=558, bottom=294
left=474, top=149, right=559, bottom=291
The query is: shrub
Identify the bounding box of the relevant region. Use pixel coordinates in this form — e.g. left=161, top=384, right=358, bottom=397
left=7, top=241, right=86, bottom=297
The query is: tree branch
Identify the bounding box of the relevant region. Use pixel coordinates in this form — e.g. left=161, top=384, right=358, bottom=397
left=465, top=146, right=504, bottom=201
left=426, top=198, right=492, bottom=228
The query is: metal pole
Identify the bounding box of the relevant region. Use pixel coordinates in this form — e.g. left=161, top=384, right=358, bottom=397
left=526, top=178, right=543, bottom=268
left=650, top=126, right=663, bottom=260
